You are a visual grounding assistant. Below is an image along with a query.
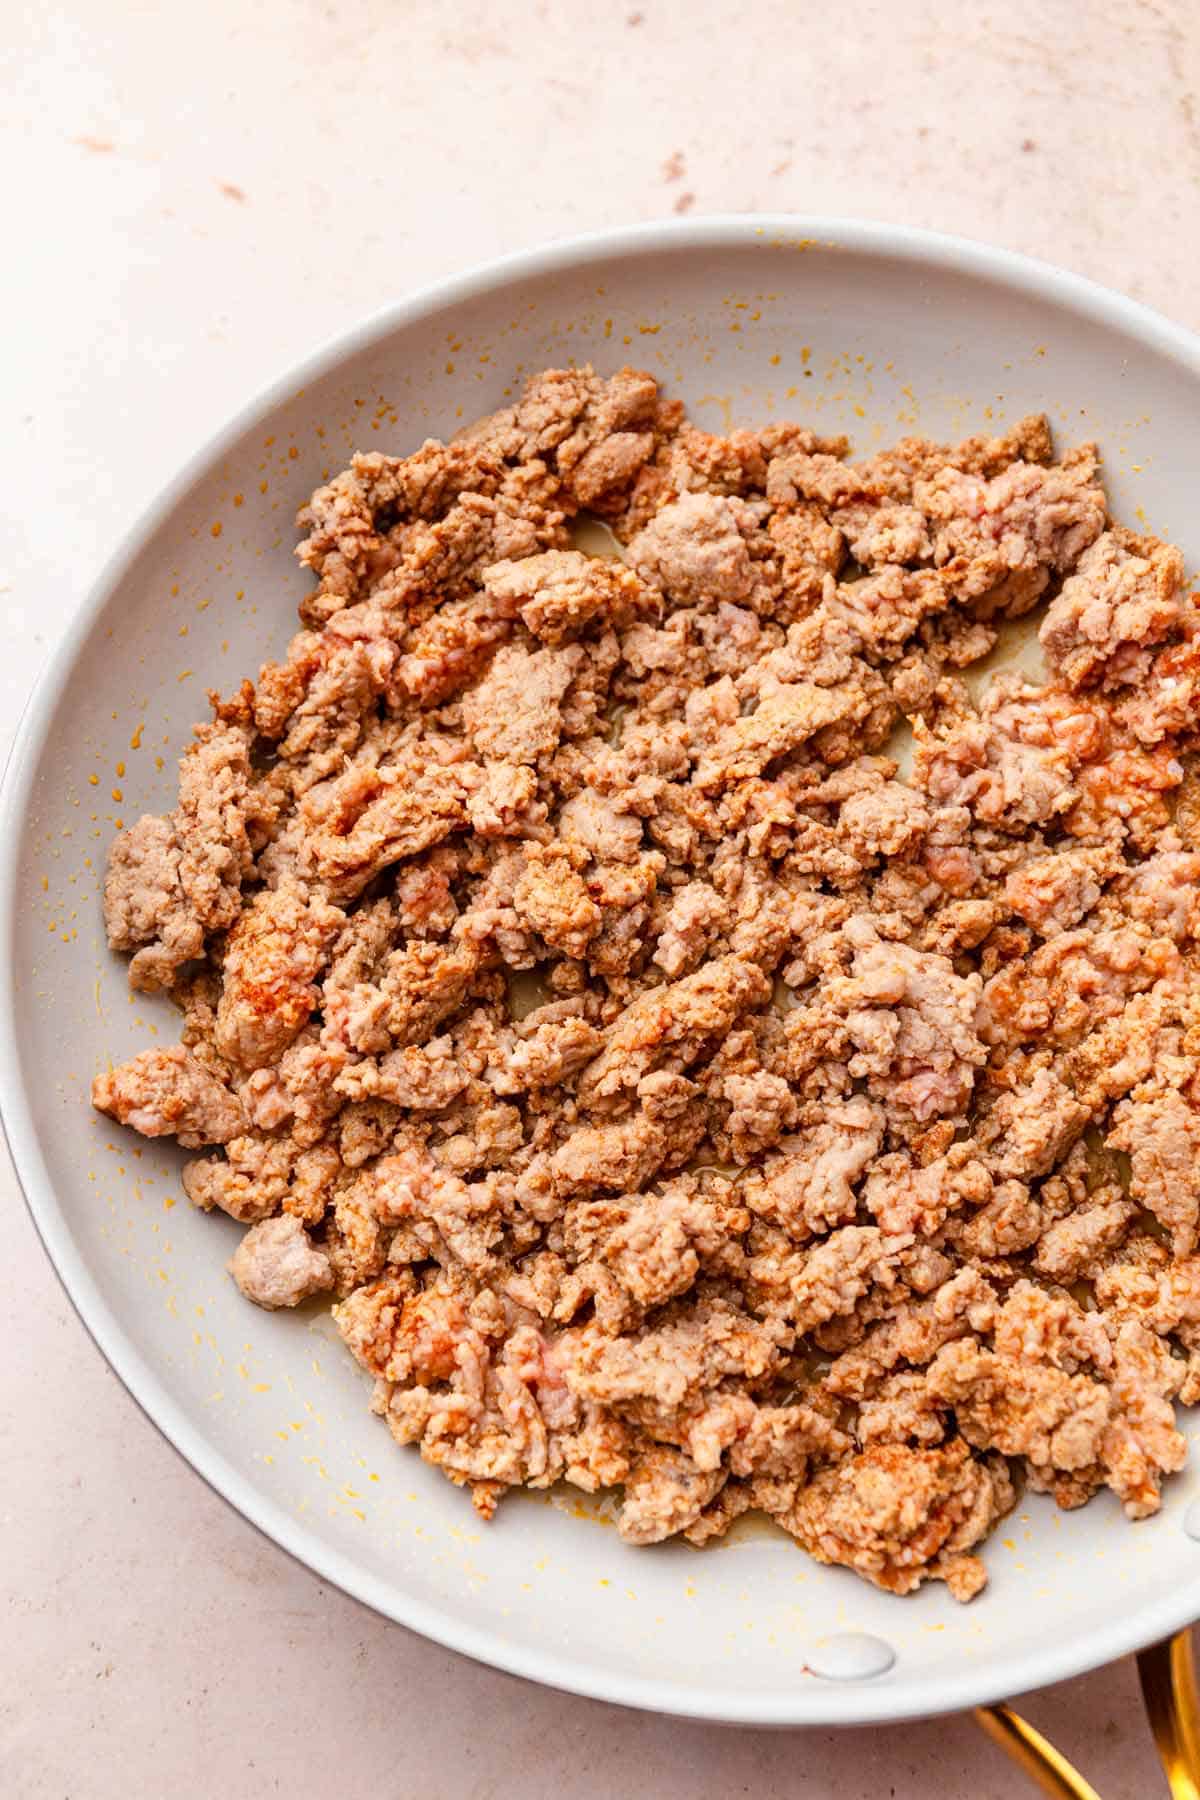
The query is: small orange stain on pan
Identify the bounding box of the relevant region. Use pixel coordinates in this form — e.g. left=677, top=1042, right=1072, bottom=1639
left=210, top=522, right=222, bottom=538
left=129, top=723, right=143, bottom=749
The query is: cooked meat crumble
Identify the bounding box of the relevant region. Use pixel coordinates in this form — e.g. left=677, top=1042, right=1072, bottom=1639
left=93, top=365, right=1200, bottom=1600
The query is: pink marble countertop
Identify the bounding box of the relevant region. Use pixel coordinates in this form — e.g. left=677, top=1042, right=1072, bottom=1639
left=5, top=2, right=1200, bottom=1793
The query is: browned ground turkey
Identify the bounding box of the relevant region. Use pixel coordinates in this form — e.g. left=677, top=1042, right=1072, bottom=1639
left=92, top=365, right=1200, bottom=1600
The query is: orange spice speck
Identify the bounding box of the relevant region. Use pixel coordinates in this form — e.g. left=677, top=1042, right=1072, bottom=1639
left=210, top=521, right=222, bottom=538
left=88, top=773, right=99, bottom=787
left=115, top=761, right=125, bottom=777
left=113, top=818, right=123, bottom=829
left=170, top=583, right=179, bottom=597
left=130, top=723, right=143, bottom=749
left=287, top=445, right=298, bottom=460
left=155, top=756, right=164, bottom=771
left=232, top=493, right=244, bottom=507
left=111, top=788, right=122, bottom=802
left=259, top=480, right=268, bottom=494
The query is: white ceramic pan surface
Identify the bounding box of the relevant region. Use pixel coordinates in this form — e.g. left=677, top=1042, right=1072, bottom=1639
left=5, top=218, right=1200, bottom=1727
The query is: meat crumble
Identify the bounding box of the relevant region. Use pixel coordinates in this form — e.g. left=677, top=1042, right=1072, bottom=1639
left=92, top=365, right=1200, bottom=1600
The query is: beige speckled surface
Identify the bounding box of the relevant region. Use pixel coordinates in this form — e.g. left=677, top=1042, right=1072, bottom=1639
left=4, top=2, right=1200, bottom=1793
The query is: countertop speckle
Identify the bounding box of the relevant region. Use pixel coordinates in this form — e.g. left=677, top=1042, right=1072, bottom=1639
left=4, top=3, right=1199, bottom=1794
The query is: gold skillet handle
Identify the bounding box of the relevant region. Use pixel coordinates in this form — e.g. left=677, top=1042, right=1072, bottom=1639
left=973, top=1629, right=1198, bottom=1800
left=1137, top=1631, right=1200, bottom=1800
left=973, top=1702, right=1104, bottom=1800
